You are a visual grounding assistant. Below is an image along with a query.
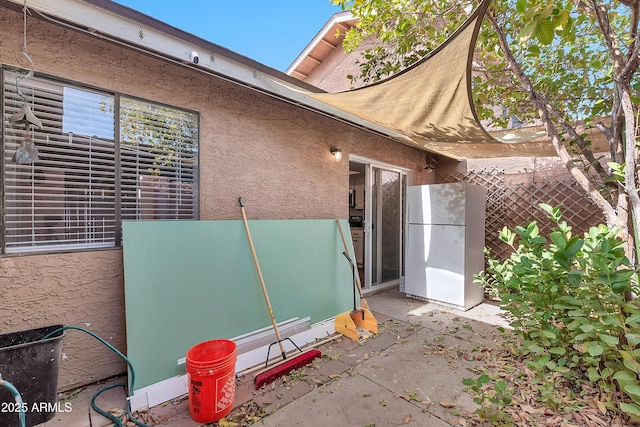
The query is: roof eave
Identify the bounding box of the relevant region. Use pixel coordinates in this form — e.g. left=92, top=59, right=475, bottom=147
left=285, top=11, right=355, bottom=76
left=0, top=0, right=412, bottom=146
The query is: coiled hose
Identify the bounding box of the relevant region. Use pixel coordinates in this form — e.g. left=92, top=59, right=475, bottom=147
left=41, top=326, right=150, bottom=427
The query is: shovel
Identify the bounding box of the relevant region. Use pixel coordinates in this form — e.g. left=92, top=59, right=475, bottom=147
left=335, top=251, right=378, bottom=342
left=336, top=219, right=369, bottom=310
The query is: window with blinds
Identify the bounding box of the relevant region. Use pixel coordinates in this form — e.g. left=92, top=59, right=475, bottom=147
left=120, top=97, right=198, bottom=221
left=2, top=70, right=199, bottom=254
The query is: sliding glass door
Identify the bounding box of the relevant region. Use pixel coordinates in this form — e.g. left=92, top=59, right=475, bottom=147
left=353, top=160, right=407, bottom=290
left=371, top=166, right=403, bottom=286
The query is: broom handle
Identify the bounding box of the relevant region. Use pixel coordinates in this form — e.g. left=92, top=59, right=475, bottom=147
left=239, top=198, right=286, bottom=360
left=336, top=219, right=364, bottom=298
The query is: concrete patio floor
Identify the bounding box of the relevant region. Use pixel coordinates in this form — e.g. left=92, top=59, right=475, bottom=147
left=40, top=288, right=509, bottom=427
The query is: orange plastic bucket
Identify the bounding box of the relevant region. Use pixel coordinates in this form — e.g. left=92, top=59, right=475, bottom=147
left=185, top=339, right=237, bottom=423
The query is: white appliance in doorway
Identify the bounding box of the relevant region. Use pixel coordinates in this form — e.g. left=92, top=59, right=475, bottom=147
left=404, top=183, right=486, bottom=311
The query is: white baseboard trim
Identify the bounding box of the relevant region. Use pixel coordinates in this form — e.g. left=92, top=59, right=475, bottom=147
left=129, top=318, right=336, bottom=411
left=176, top=317, right=311, bottom=366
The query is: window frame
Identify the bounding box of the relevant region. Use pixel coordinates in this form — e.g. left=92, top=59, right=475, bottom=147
left=1, top=68, right=200, bottom=255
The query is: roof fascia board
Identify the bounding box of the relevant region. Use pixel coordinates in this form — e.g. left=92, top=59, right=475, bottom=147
left=285, top=12, right=354, bottom=75
left=9, top=0, right=321, bottom=92
left=3, top=0, right=409, bottom=146
left=7, top=0, right=316, bottom=90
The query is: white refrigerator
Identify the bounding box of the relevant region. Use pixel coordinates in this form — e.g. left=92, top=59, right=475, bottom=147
left=404, top=183, right=486, bottom=311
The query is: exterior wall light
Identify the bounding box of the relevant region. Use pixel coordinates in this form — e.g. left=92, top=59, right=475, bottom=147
left=330, top=147, right=342, bottom=160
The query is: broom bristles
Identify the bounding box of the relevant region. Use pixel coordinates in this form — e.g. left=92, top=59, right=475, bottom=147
left=254, top=349, right=322, bottom=389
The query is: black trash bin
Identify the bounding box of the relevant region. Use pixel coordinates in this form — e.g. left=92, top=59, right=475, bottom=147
left=0, top=325, right=65, bottom=427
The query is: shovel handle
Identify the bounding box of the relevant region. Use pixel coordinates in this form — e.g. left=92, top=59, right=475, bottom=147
left=336, top=220, right=365, bottom=299
left=343, top=251, right=358, bottom=311
left=342, top=251, right=353, bottom=265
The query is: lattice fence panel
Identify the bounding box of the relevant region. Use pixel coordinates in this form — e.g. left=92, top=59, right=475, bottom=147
left=440, top=169, right=605, bottom=260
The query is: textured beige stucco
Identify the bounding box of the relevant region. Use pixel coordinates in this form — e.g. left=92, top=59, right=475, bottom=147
left=0, top=8, right=428, bottom=389
left=302, top=38, right=378, bottom=92
left=0, top=251, right=126, bottom=389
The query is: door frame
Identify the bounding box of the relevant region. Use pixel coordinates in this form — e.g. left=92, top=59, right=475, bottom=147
left=349, top=155, right=412, bottom=293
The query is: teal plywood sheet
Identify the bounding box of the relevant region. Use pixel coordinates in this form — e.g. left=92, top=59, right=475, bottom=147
left=122, top=219, right=355, bottom=390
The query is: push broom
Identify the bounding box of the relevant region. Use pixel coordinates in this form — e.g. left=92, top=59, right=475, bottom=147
left=238, top=197, right=321, bottom=389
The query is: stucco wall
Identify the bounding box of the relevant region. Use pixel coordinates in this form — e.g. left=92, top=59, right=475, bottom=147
left=0, top=8, right=427, bottom=389
left=303, top=38, right=377, bottom=92
left=0, top=251, right=126, bottom=389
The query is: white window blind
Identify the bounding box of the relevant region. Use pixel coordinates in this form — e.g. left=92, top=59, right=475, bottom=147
left=120, top=97, right=198, bottom=221
left=3, top=71, right=117, bottom=253
left=2, top=70, right=199, bottom=254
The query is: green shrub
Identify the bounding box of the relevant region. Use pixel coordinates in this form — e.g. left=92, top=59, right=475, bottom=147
left=470, top=203, right=640, bottom=419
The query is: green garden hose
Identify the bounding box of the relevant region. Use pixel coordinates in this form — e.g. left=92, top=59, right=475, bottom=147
left=42, top=326, right=150, bottom=427
left=0, top=378, right=26, bottom=427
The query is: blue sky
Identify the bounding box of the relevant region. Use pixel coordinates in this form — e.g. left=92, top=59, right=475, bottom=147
left=114, top=1, right=345, bottom=72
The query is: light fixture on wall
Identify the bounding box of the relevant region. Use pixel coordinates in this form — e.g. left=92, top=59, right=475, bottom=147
left=330, top=147, right=342, bottom=160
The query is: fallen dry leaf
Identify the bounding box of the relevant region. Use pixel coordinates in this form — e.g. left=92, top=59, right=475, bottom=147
left=520, top=403, right=536, bottom=413
left=584, top=411, right=608, bottom=427
left=402, top=414, right=414, bottom=423
left=545, top=415, right=562, bottom=425
left=439, top=401, right=456, bottom=408
left=217, top=418, right=239, bottom=427
left=396, top=393, right=411, bottom=402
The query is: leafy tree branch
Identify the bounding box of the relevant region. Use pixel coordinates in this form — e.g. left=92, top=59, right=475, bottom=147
left=333, top=0, right=640, bottom=273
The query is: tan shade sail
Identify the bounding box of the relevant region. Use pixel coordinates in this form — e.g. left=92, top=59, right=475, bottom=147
left=307, top=0, right=563, bottom=160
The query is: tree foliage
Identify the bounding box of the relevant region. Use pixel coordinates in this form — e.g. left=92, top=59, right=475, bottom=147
left=333, top=0, right=640, bottom=270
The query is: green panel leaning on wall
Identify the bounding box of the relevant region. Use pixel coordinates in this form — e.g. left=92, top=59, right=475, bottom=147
left=122, top=219, right=354, bottom=390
